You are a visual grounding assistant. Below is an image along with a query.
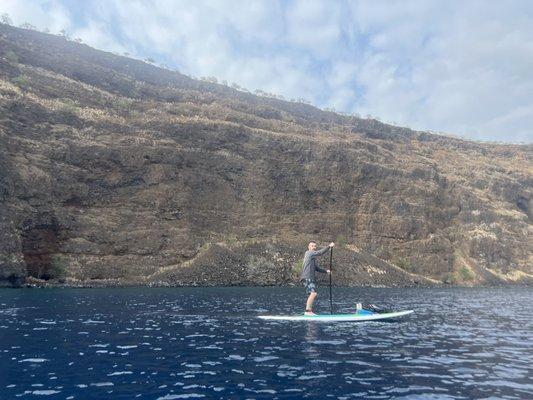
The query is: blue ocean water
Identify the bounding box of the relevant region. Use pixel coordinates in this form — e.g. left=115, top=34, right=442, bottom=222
left=0, top=287, right=532, bottom=399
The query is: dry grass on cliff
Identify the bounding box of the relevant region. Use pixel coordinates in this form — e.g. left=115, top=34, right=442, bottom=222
left=1, top=22, right=531, bottom=287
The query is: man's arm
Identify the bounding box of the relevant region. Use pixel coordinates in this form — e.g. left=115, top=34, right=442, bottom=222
left=308, top=246, right=330, bottom=257
left=309, top=242, right=335, bottom=257
left=315, top=265, right=328, bottom=273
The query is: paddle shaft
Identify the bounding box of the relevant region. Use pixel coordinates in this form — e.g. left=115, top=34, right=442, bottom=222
left=329, top=246, right=333, bottom=314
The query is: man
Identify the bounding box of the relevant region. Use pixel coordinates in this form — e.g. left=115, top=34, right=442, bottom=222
left=301, top=241, right=335, bottom=315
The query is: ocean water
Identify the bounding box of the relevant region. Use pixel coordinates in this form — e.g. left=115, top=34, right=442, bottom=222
left=0, top=287, right=531, bottom=399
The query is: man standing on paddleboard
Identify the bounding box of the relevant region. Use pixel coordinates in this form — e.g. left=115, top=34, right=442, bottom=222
left=301, top=241, right=334, bottom=315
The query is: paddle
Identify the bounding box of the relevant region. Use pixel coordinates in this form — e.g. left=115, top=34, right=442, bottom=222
left=329, top=246, right=333, bottom=314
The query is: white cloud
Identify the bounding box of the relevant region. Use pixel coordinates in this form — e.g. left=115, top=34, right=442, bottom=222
left=72, top=21, right=128, bottom=54
left=348, top=0, right=533, bottom=142
left=0, top=0, right=532, bottom=142
left=0, top=0, right=72, bottom=33
left=285, top=0, right=343, bottom=58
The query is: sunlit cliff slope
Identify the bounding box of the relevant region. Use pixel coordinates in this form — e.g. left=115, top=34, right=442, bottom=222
left=1, top=24, right=531, bottom=287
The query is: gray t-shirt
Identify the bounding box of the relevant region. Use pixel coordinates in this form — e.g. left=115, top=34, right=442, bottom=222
left=300, top=246, right=330, bottom=281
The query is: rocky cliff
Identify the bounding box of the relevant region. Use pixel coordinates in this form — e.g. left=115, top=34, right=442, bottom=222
left=0, top=24, right=531, bottom=288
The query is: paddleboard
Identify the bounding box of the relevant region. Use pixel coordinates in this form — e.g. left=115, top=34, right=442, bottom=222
left=258, top=309, right=413, bottom=322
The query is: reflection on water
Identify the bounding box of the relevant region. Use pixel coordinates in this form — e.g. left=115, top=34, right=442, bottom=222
left=0, top=287, right=532, bottom=399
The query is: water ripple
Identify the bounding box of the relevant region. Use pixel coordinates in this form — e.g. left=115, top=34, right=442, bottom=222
left=0, top=287, right=531, bottom=399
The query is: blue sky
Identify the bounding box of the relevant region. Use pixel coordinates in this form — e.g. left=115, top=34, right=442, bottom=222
left=1, top=0, right=532, bottom=143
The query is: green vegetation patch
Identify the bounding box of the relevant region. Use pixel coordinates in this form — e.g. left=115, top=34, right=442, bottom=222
left=114, top=98, right=133, bottom=114
left=393, top=257, right=412, bottom=272
left=459, top=266, right=474, bottom=281
left=224, top=234, right=239, bottom=246
left=11, top=74, right=30, bottom=89
left=47, top=255, right=68, bottom=281
left=335, top=234, right=347, bottom=248
left=4, top=50, right=19, bottom=65
left=59, top=98, right=80, bottom=116
left=293, top=259, right=303, bottom=275
left=443, top=273, right=456, bottom=284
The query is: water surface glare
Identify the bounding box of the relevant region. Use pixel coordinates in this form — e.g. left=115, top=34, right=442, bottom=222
left=0, top=287, right=532, bottom=399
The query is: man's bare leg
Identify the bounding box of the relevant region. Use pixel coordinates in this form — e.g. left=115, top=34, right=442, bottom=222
left=305, top=292, right=317, bottom=314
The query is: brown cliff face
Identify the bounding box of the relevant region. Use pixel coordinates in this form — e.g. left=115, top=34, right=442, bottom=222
left=0, top=24, right=531, bottom=288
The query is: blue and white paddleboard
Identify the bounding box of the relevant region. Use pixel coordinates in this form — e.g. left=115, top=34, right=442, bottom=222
left=258, top=309, right=413, bottom=322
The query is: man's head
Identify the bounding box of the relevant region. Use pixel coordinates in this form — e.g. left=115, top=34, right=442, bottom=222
left=308, top=241, right=317, bottom=251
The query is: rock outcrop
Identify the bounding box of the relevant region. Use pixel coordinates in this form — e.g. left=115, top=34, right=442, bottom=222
left=0, top=24, right=531, bottom=287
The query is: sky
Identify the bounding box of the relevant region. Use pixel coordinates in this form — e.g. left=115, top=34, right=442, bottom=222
left=1, top=0, right=532, bottom=143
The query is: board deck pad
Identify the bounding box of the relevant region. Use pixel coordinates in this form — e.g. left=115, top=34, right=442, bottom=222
left=258, top=310, right=414, bottom=322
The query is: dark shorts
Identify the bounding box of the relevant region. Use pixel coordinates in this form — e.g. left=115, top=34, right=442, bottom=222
left=303, top=279, right=317, bottom=294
